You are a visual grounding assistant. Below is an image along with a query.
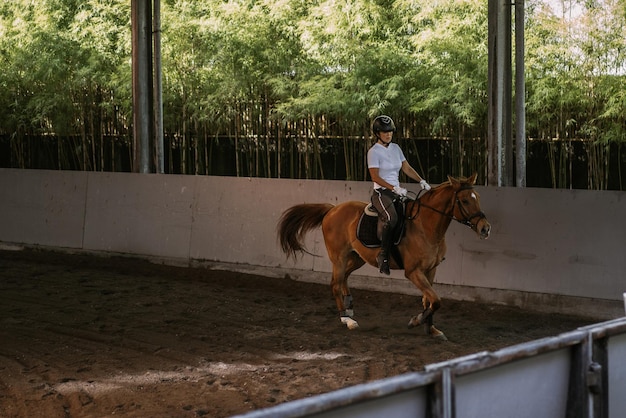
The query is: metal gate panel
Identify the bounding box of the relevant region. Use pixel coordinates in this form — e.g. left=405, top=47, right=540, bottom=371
left=307, top=387, right=429, bottom=418
left=455, top=349, right=570, bottom=418
left=236, top=317, right=626, bottom=418
left=608, top=332, right=626, bottom=418
left=235, top=372, right=437, bottom=418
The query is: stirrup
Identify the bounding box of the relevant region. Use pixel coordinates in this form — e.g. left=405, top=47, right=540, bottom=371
left=377, top=253, right=390, bottom=275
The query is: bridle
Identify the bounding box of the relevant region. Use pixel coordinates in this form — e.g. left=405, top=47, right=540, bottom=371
left=405, top=185, right=486, bottom=232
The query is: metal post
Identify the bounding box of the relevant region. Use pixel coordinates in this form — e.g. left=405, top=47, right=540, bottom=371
left=153, top=0, right=164, bottom=173
left=131, top=0, right=154, bottom=173
left=501, top=0, right=513, bottom=186
left=488, top=0, right=513, bottom=186
left=441, top=368, right=454, bottom=418
left=591, top=337, right=609, bottom=418
left=487, top=0, right=498, bottom=186
left=515, top=0, right=526, bottom=187
left=565, top=335, right=590, bottom=418
left=428, top=368, right=454, bottom=418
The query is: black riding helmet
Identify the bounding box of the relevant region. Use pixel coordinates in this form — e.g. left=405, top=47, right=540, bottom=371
left=372, top=115, right=396, bottom=134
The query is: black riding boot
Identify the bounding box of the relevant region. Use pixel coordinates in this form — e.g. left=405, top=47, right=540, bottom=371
left=376, top=223, right=393, bottom=275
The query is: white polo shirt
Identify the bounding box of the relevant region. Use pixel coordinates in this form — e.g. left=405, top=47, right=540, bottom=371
left=367, top=142, right=406, bottom=189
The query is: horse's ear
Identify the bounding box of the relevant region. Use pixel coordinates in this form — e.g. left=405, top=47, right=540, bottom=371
left=447, top=175, right=459, bottom=187
left=468, top=173, right=477, bottom=185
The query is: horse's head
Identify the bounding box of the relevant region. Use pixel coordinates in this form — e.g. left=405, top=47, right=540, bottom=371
left=449, top=174, right=491, bottom=239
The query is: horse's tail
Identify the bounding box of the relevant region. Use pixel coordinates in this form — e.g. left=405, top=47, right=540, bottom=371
left=277, top=203, right=334, bottom=259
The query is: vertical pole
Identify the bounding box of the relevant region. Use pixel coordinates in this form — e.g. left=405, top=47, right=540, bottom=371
left=591, top=337, right=609, bottom=418
left=565, top=336, right=589, bottom=418
left=501, top=0, right=513, bottom=186
left=515, top=0, right=526, bottom=187
left=488, top=0, right=513, bottom=186
left=131, top=0, right=154, bottom=173
left=153, top=0, right=164, bottom=173
left=441, top=368, right=454, bottom=418
left=487, top=0, right=498, bottom=186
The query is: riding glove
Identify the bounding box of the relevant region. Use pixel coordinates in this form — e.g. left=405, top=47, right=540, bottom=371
left=392, top=186, right=407, bottom=196
left=420, top=180, right=431, bottom=191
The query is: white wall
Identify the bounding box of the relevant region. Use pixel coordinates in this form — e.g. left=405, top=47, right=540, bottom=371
left=0, top=168, right=624, bottom=319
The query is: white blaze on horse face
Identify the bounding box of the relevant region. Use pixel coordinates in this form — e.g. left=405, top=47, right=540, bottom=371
left=471, top=192, right=477, bottom=200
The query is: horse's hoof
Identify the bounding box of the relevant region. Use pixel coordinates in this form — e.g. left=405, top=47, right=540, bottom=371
left=341, top=316, right=359, bottom=330
left=408, top=310, right=432, bottom=328
left=430, top=326, right=448, bottom=341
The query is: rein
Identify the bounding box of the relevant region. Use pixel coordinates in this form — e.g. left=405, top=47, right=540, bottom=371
left=405, top=186, right=485, bottom=231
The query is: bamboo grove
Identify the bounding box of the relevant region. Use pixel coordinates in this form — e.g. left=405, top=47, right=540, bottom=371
left=1, top=0, right=625, bottom=189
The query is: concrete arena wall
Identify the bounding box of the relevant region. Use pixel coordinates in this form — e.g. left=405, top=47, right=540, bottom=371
left=0, top=168, right=624, bottom=319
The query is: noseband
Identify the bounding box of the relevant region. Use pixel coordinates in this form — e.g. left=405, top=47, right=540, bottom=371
left=407, top=185, right=486, bottom=231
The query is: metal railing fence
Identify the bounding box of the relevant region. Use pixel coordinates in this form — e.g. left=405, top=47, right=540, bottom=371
left=235, top=316, right=626, bottom=418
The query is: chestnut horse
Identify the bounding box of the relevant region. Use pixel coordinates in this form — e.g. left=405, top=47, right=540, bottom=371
left=277, top=174, right=490, bottom=339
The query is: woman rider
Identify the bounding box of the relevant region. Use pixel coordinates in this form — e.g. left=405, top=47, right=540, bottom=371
left=367, top=115, right=431, bottom=275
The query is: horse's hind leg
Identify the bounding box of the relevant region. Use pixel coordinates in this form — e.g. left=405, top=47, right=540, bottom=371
left=331, top=251, right=365, bottom=330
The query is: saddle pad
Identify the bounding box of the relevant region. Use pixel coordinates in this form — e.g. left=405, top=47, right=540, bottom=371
left=356, top=212, right=405, bottom=248
left=357, top=213, right=380, bottom=248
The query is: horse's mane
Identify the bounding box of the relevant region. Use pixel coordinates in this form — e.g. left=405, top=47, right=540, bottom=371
left=432, top=180, right=451, bottom=190
left=416, top=176, right=474, bottom=204
left=431, top=175, right=474, bottom=190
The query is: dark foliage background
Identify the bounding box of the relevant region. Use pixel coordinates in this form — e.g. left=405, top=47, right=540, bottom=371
left=1, top=0, right=624, bottom=189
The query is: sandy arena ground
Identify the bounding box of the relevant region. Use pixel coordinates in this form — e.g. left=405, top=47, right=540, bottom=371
left=0, top=249, right=595, bottom=417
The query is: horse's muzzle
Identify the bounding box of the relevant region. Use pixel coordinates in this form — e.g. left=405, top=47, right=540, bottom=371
left=478, top=219, right=491, bottom=239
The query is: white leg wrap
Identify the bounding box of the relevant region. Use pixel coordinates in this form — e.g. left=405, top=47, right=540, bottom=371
left=341, top=316, right=359, bottom=329
left=344, top=309, right=354, bottom=317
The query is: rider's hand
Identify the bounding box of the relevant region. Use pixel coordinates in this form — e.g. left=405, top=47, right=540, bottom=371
left=420, top=179, right=431, bottom=191
left=393, top=186, right=407, bottom=197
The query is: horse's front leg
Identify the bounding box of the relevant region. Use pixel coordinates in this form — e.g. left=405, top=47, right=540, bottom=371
left=405, top=269, right=447, bottom=340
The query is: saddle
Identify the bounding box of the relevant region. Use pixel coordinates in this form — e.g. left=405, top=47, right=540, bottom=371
left=356, top=200, right=406, bottom=248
